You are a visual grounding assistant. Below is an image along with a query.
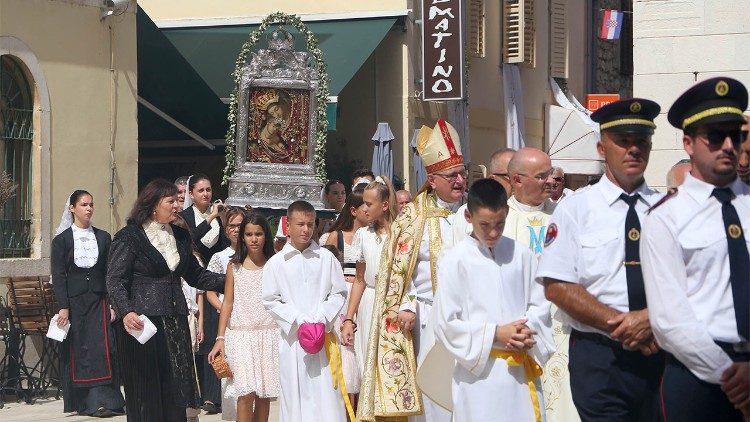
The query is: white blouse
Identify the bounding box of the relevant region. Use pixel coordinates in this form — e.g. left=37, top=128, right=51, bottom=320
left=192, top=205, right=220, bottom=248
left=352, top=226, right=388, bottom=288
left=72, top=225, right=98, bottom=268
left=142, top=220, right=180, bottom=271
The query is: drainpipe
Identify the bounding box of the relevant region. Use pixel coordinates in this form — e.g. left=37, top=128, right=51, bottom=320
left=108, top=23, right=116, bottom=233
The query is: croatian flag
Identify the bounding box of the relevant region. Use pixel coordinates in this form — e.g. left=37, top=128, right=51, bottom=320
left=600, top=9, right=624, bottom=40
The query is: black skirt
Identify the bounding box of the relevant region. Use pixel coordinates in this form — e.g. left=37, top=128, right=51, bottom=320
left=116, top=315, right=200, bottom=422
left=60, top=292, right=125, bottom=414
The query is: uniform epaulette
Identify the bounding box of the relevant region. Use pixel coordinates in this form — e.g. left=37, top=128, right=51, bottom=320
left=647, top=188, right=677, bottom=214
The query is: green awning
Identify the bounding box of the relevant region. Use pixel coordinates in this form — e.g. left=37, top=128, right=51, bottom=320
left=137, top=7, right=228, bottom=144
left=160, top=17, right=398, bottom=99
left=137, top=8, right=397, bottom=143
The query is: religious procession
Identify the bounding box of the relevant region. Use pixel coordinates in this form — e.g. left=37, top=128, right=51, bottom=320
left=0, top=1, right=749, bottom=422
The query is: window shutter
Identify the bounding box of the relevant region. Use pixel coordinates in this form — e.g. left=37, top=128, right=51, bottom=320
left=550, top=0, right=568, bottom=78
left=469, top=0, right=485, bottom=58
left=503, top=0, right=535, bottom=66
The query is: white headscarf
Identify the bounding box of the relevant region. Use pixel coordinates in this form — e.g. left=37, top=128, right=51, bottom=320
left=183, top=175, right=194, bottom=210
left=54, top=195, right=73, bottom=236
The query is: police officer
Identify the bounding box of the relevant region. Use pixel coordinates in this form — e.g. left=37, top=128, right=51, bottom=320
left=537, top=98, right=664, bottom=421
left=641, top=77, right=749, bottom=421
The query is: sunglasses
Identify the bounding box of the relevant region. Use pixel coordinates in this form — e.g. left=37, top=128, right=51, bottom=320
left=742, top=130, right=749, bottom=143
left=551, top=176, right=564, bottom=182
left=697, top=129, right=743, bottom=146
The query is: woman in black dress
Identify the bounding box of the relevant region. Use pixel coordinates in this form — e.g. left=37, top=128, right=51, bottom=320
left=179, top=173, right=227, bottom=414
left=106, top=179, right=224, bottom=421
left=51, top=190, right=126, bottom=417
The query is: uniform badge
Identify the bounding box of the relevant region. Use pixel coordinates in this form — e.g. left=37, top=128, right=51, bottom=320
left=544, top=223, right=558, bottom=247
left=630, top=102, right=642, bottom=113
left=628, top=227, right=640, bottom=241
left=715, top=80, right=729, bottom=96
left=728, top=224, right=742, bottom=239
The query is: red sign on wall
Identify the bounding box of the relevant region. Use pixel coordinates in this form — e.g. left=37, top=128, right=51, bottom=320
left=422, top=0, right=464, bottom=101
left=585, top=94, right=620, bottom=111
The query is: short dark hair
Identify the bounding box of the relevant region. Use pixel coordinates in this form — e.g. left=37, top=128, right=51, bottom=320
left=188, top=173, right=211, bottom=192
left=467, top=179, right=508, bottom=213
left=231, top=213, right=275, bottom=264
left=127, top=179, right=178, bottom=226
left=287, top=200, right=315, bottom=218
left=351, top=168, right=375, bottom=182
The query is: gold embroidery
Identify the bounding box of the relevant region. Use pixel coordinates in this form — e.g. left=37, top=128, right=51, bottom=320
left=682, top=106, right=744, bottom=129
left=630, top=102, right=641, bottom=113
left=600, top=118, right=656, bottom=130
left=358, top=191, right=451, bottom=420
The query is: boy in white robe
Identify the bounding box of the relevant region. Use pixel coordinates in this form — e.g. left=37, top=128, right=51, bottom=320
left=433, top=179, right=555, bottom=422
left=262, top=200, right=348, bottom=422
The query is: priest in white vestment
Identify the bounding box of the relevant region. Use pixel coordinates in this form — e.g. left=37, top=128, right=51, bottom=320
left=505, top=148, right=579, bottom=422
left=262, top=201, right=348, bottom=422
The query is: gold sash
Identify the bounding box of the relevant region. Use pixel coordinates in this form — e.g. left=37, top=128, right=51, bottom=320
left=490, top=350, right=544, bottom=422
left=358, top=191, right=450, bottom=421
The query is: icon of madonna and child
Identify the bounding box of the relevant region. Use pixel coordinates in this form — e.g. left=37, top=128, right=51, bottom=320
left=247, top=87, right=311, bottom=164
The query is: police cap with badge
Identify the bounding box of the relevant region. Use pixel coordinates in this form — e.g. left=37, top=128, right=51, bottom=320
left=591, top=98, right=661, bottom=134
left=667, top=76, right=748, bottom=131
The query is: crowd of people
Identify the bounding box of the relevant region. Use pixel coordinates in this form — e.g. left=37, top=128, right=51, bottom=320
left=48, top=76, right=750, bottom=422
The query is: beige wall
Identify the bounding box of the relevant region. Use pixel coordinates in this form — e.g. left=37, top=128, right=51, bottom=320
left=0, top=0, right=138, bottom=277
left=138, top=0, right=409, bottom=23
left=411, top=0, right=592, bottom=174
left=633, top=0, right=750, bottom=191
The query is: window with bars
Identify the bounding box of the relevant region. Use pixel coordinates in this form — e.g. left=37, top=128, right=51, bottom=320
left=0, top=55, right=34, bottom=258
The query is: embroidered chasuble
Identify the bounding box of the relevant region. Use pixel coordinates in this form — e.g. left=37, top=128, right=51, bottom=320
left=358, top=190, right=451, bottom=421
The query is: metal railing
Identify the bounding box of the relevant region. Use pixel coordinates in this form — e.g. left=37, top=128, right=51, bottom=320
left=0, top=219, right=32, bottom=258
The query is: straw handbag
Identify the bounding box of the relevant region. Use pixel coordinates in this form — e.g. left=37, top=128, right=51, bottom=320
left=211, top=353, right=233, bottom=379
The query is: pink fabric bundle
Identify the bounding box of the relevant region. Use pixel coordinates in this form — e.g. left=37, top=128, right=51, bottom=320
left=298, top=322, right=326, bottom=354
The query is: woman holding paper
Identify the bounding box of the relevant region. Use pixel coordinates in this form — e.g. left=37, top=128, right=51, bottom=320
left=51, top=189, right=126, bottom=417
left=106, top=179, right=225, bottom=422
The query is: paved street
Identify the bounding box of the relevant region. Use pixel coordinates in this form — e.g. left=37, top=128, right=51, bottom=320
left=0, top=396, right=280, bottom=421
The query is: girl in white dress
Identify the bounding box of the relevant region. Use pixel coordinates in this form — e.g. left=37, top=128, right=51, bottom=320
left=319, top=188, right=368, bottom=417
left=206, top=207, right=245, bottom=421
left=340, top=176, right=398, bottom=376
left=208, top=213, right=279, bottom=422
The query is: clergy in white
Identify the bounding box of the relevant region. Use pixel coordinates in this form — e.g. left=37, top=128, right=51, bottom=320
left=262, top=202, right=348, bottom=422
left=433, top=179, right=554, bottom=422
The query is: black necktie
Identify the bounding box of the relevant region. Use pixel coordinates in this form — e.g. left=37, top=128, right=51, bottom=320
left=620, top=193, right=646, bottom=311
left=712, top=188, right=750, bottom=341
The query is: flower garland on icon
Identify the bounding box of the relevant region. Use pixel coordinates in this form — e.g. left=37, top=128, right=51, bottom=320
left=223, top=11, right=330, bottom=185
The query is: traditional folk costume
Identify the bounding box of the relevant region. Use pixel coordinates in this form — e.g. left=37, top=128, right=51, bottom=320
left=261, top=241, right=348, bottom=422
left=504, top=196, right=578, bottom=422
left=359, top=119, right=463, bottom=422
left=51, top=223, right=126, bottom=416
left=433, top=236, right=554, bottom=421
